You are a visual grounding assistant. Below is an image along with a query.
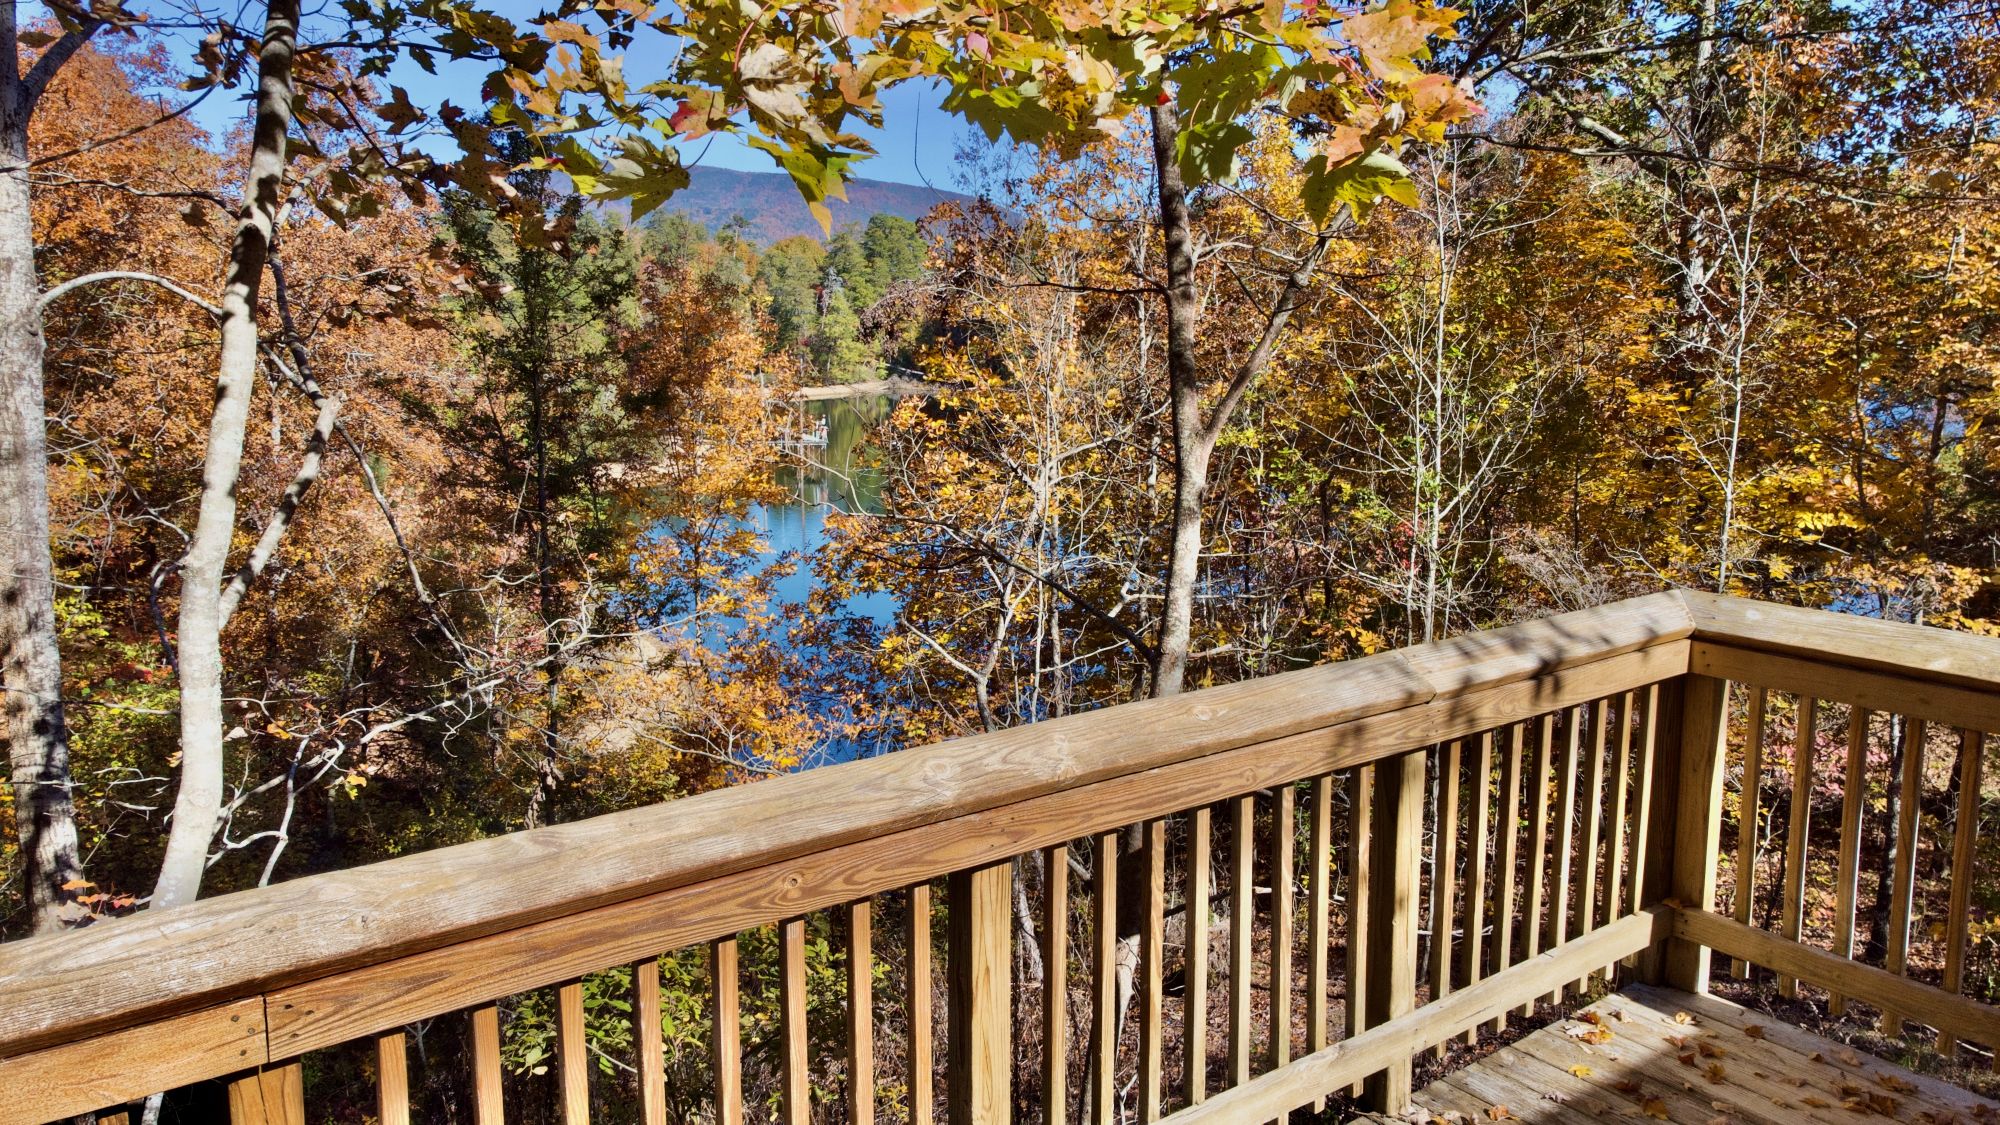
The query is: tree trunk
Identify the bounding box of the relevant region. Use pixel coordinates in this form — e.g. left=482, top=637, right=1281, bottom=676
left=1148, top=102, right=1212, bottom=700
left=152, top=0, right=298, bottom=910
left=0, top=79, right=84, bottom=933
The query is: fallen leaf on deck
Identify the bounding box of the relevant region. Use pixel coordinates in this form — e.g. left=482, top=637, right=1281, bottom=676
left=1742, top=1024, right=1766, bottom=1039
left=1570, top=1064, right=1594, bottom=1077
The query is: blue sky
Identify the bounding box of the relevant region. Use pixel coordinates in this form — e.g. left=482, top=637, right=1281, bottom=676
left=127, top=0, right=982, bottom=191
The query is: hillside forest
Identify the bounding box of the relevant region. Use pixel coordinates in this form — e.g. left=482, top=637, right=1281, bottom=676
left=1, top=0, right=1998, bottom=1120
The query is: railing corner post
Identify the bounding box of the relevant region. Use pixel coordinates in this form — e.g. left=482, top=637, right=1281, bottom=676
left=1650, top=673, right=1728, bottom=993
left=1360, top=746, right=1425, bottom=1115
left=948, top=859, right=1014, bottom=1125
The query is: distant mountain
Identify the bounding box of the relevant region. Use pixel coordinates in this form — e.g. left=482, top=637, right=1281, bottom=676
left=657, top=166, right=977, bottom=244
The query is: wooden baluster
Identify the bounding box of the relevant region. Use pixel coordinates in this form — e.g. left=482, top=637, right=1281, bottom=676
left=1269, top=784, right=1295, bottom=1119
left=377, top=1031, right=409, bottom=1125
left=1830, top=710, right=1867, bottom=1018
left=1228, top=796, right=1255, bottom=1092
left=557, top=980, right=589, bottom=1124
left=948, top=860, right=1014, bottom=1125
left=781, top=917, right=810, bottom=1125
left=1184, top=809, right=1211, bottom=1107
left=1734, top=687, right=1768, bottom=979
left=1429, top=740, right=1461, bottom=1059
left=471, top=1003, right=504, bottom=1125
left=1941, top=728, right=1985, bottom=1057
left=99, top=1112, right=130, bottom=1125
left=712, top=937, right=744, bottom=1125
left=1306, top=778, right=1332, bottom=1106
left=227, top=1063, right=304, bottom=1125
left=1547, top=710, right=1580, bottom=1006
left=1042, top=850, right=1068, bottom=1125
left=1489, top=725, right=1522, bottom=1034
left=1602, top=692, right=1636, bottom=943
left=848, top=900, right=876, bottom=1123
left=909, top=885, right=935, bottom=1125
left=1883, top=716, right=1927, bottom=1036
left=1578, top=698, right=1609, bottom=994
left=1629, top=683, right=1667, bottom=982
left=1778, top=697, right=1817, bottom=998
left=1091, top=830, right=1120, bottom=1122
left=1463, top=730, right=1494, bottom=1046
left=1520, top=714, right=1553, bottom=1016
left=1346, top=765, right=1372, bottom=1097
left=1662, top=676, right=1726, bottom=994
left=634, top=958, right=666, bottom=1125
left=1361, top=748, right=1425, bottom=1115
left=1141, top=818, right=1168, bottom=1121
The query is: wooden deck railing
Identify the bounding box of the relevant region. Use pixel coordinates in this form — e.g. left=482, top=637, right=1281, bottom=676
left=1, top=591, right=1995, bottom=1124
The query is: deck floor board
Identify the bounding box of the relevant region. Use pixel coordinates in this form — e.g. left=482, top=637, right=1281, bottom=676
left=1354, top=985, right=2000, bottom=1124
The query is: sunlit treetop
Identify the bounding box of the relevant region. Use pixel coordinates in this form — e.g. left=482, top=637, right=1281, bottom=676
left=505, top=0, right=1480, bottom=226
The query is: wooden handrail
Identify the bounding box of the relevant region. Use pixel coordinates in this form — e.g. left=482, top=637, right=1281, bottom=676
left=0, top=591, right=1694, bottom=1062
left=5, top=589, right=1998, bottom=1124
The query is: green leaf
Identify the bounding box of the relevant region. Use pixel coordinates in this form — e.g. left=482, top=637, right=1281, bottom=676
left=1301, top=148, right=1417, bottom=224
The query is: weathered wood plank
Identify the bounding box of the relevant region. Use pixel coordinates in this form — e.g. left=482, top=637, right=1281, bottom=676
left=1830, top=708, right=1867, bottom=1018
left=948, top=861, right=1013, bottom=1125
left=634, top=959, right=665, bottom=1125
left=1142, top=819, right=1167, bottom=1121
left=376, top=1031, right=409, bottom=1125
left=0, top=997, right=265, bottom=1125
left=1675, top=907, right=2000, bottom=1051
left=1678, top=590, right=2000, bottom=695
left=1489, top=724, right=1522, bottom=1034
left=1778, top=696, right=1816, bottom=998
left=1601, top=691, right=1634, bottom=982
left=1521, top=714, right=1553, bottom=1016
left=1041, top=851, right=1067, bottom=1125
left=907, top=886, right=934, bottom=1125
left=1429, top=741, right=1461, bottom=1041
left=1734, top=686, right=1768, bottom=979
left=1183, top=809, right=1210, bottom=1108
left=2, top=600, right=1699, bottom=1064
left=1547, top=709, right=1580, bottom=1005
left=227, top=1063, right=304, bottom=1125
left=1462, top=730, right=1493, bottom=1045
left=1664, top=675, right=1727, bottom=993
left=1884, top=716, right=1927, bottom=1036
left=557, top=980, right=588, bottom=1125
left=847, top=900, right=875, bottom=1123
left=1361, top=748, right=1424, bottom=1114
left=1577, top=700, right=1607, bottom=988
left=1305, top=778, right=1332, bottom=1111
left=1269, top=784, right=1295, bottom=1099
left=1092, top=830, right=1120, bottom=1122
left=711, top=937, right=743, bottom=1125
left=1345, top=764, right=1373, bottom=1097
left=1157, top=909, right=1670, bottom=1125
left=1943, top=728, right=1985, bottom=1056
left=781, top=918, right=809, bottom=1125
left=1694, top=640, right=2000, bottom=735
left=471, top=1004, right=503, bottom=1125
left=1227, top=797, right=1254, bottom=1092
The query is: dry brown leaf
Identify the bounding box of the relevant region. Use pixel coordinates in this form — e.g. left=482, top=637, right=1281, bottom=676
left=1704, top=1061, right=1728, bottom=1084
left=1742, top=1024, right=1766, bottom=1039
left=1876, top=1073, right=1917, bottom=1094
left=1485, top=1106, right=1512, bottom=1122
left=1674, top=1011, right=1695, bottom=1025
left=1641, top=1096, right=1670, bottom=1119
